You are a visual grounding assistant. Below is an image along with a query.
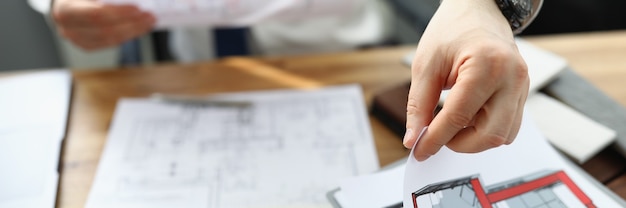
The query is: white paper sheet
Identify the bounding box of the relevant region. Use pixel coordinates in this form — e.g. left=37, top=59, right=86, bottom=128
left=99, top=0, right=364, bottom=28
left=339, top=163, right=405, bottom=208
left=0, top=70, right=72, bottom=208
left=86, top=85, right=379, bottom=208
left=402, top=114, right=622, bottom=208
left=336, top=114, right=623, bottom=207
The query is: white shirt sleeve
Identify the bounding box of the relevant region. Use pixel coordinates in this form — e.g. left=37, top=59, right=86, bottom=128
left=28, top=0, right=52, bottom=14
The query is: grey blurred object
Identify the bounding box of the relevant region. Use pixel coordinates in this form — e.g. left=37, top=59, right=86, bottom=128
left=0, top=1, right=62, bottom=72
left=385, top=0, right=438, bottom=44
left=542, top=69, right=626, bottom=157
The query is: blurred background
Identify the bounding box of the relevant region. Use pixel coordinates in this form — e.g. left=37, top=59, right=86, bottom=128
left=2, top=0, right=626, bottom=72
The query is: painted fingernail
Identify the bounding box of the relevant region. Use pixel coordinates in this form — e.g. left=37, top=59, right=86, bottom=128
left=402, top=128, right=414, bottom=147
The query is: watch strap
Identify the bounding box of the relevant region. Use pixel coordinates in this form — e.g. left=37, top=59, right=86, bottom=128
left=495, top=0, right=544, bottom=34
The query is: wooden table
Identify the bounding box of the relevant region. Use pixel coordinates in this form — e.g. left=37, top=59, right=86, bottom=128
left=55, top=31, right=626, bottom=208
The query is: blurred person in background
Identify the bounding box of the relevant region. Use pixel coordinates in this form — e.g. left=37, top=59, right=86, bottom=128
left=30, top=0, right=394, bottom=62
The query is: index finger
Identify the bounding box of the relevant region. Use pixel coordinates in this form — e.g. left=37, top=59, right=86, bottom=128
left=54, top=1, right=145, bottom=27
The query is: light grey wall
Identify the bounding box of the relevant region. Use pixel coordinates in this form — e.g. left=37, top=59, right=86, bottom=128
left=0, top=0, right=62, bottom=72
left=386, top=0, right=439, bottom=44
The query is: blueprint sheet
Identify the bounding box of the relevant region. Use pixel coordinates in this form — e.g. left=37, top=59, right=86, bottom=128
left=99, top=0, right=364, bottom=28
left=86, top=85, right=379, bottom=208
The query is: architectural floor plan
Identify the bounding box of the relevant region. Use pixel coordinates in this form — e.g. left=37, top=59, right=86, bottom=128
left=86, top=85, right=379, bottom=208
left=411, top=170, right=594, bottom=208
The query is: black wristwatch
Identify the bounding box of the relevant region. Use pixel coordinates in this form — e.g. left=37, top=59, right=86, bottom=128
left=495, top=0, right=543, bottom=34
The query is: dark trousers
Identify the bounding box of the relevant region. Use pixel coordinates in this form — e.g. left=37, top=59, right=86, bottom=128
left=120, top=28, right=249, bottom=65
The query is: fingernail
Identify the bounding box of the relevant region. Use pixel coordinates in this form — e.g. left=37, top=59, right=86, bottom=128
left=402, top=128, right=414, bottom=147
left=416, top=155, right=430, bottom=162
left=132, top=10, right=142, bottom=17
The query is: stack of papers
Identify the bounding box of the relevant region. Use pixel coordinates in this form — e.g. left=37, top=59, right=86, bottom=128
left=87, top=85, right=379, bottom=208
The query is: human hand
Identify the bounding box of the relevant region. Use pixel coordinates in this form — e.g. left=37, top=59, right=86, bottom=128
left=403, top=0, right=529, bottom=161
left=52, top=0, right=156, bottom=50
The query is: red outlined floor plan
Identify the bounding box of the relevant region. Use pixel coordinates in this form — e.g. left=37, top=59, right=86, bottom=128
left=411, top=170, right=595, bottom=208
